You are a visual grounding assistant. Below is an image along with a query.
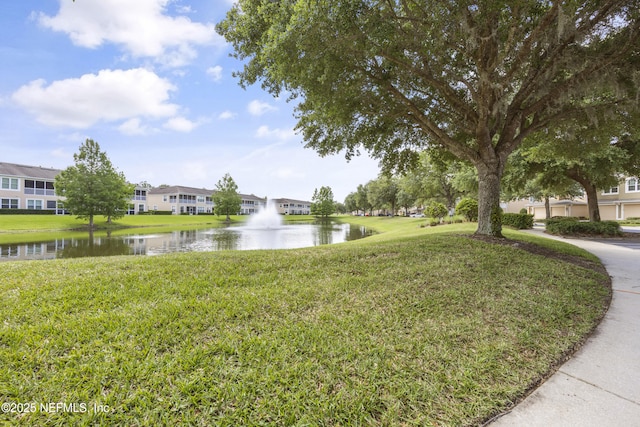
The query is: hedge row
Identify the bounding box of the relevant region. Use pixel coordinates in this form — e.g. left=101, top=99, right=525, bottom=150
left=502, top=213, right=534, bottom=229
left=545, top=217, right=622, bottom=236
left=0, top=209, right=56, bottom=215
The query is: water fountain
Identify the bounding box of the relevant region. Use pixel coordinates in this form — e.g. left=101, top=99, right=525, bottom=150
left=245, top=199, right=284, bottom=229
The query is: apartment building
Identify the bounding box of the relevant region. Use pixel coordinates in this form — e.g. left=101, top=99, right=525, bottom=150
left=0, top=162, right=64, bottom=213
left=1, top=161, right=148, bottom=214
left=598, top=177, right=640, bottom=220
left=239, top=194, right=266, bottom=214
left=147, top=186, right=215, bottom=214
left=512, top=176, right=640, bottom=220
left=272, top=198, right=311, bottom=215
left=147, top=185, right=267, bottom=215
left=1, top=161, right=303, bottom=217
left=128, top=186, right=149, bottom=214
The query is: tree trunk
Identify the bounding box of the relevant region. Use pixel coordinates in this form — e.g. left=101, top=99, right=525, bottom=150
left=545, top=196, right=551, bottom=219
left=565, top=168, right=601, bottom=222
left=475, top=162, right=504, bottom=237
left=583, top=183, right=601, bottom=222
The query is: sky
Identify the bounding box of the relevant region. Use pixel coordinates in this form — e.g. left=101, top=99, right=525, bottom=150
left=0, top=0, right=381, bottom=202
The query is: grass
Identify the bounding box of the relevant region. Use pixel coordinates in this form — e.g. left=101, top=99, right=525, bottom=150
left=0, top=214, right=237, bottom=232
left=0, top=217, right=610, bottom=426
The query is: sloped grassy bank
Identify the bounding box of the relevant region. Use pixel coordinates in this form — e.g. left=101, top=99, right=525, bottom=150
left=0, top=221, right=609, bottom=426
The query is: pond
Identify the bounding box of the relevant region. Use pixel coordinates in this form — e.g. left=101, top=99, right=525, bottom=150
left=0, top=221, right=373, bottom=262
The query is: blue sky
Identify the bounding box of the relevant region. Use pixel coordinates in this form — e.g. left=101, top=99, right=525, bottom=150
left=0, top=0, right=380, bottom=202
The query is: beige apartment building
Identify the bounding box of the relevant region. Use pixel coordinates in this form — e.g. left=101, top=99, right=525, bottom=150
left=0, top=161, right=148, bottom=214
left=147, top=186, right=215, bottom=214
left=598, top=177, right=640, bottom=220
left=512, top=176, right=640, bottom=220
left=0, top=162, right=64, bottom=212
left=147, top=185, right=267, bottom=215
left=2, top=161, right=311, bottom=217
left=272, top=198, right=311, bottom=215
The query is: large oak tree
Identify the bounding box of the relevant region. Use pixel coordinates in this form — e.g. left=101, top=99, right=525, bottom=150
left=218, top=0, right=640, bottom=236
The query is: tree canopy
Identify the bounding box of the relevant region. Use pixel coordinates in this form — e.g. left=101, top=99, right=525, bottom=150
left=55, top=139, right=133, bottom=228
left=311, top=186, right=336, bottom=217
left=218, top=0, right=640, bottom=236
left=212, top=173, right=242, bottom=221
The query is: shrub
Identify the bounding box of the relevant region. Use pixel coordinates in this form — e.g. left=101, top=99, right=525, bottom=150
left=425, top=202, right=447, bottom=221
left=455, top=198, right=478, bottom=222
left=429, top=219, right=439, bottom=227
left=502, top=213, right=534, bottom=229
left=546, top=218, right=622, bottom=236
left=0, top=209, right=56, bottom=215
left=519, top=208, right=528, bottom=214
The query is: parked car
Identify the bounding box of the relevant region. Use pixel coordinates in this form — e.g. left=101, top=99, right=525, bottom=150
left=410, top=213, right=425, bottom=218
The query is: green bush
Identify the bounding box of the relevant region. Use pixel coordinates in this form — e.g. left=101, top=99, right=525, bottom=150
left=455, top=198, right=478, bottom=222
left=425, top=202, right=447, bottom=221
left=519, top=208, right=528, bottom=214
left=546, top=218, right=622, bottom=236
left=502, top=213, right=534, bottom=229
left=0, top=209, right=56, bottom=215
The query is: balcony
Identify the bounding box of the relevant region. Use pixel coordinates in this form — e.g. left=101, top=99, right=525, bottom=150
left=24, top=189, right=56, bottom=196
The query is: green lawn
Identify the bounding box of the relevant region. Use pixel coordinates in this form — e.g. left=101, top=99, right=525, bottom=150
left=0, top=213, right=238, bottom=231
left=0, top=217, right=610, bottom=426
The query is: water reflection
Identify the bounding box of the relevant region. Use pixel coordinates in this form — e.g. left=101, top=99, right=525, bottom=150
left=0, top=221, right=372, bottom=262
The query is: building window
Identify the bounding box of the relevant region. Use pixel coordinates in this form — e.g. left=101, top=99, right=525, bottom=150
left=46, top=200, right=57, bottom=209
left=602, top=186, right=619, bottom=195
left=27, top=199, right=43, bottom=210
left=1, top=177, right=19, bottom=190
left=627, top=178, right=639, bottom=193
left=24, top=180, right=54, bottom=195
left=1, top=198, right=19, bottom=209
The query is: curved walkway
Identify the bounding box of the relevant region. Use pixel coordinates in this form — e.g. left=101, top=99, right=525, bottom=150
left=490, top=229, right=640, bottom=426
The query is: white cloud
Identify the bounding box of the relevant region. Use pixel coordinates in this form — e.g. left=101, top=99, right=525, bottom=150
left=255, top=125, right=297, bottom=140
left=206, top=65, right=223, bottom=82
left=12, top=68, right=178, bottom=128
left=37, top=0, right=223, bottom=67
left=218, top=110, right=236, bottom=120
left=247, top=100, right=277, bottom=116
left=119, top=118, right=152, bottom=135
left=163, top=116, right=198, bottom=132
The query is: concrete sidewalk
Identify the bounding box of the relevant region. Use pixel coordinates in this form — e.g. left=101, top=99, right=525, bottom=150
left=490, top=230, right=640, bottom=427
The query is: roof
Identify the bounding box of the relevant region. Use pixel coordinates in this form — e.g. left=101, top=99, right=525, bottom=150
left=148, top=186, right=265, bottom=200
left=272, top=198, right=311, bottom=205
left=148, top=185, right=214, bottom=196
left=241, top=194, right=266, bottom=202
left=0, top=162, right=62, bottom=180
